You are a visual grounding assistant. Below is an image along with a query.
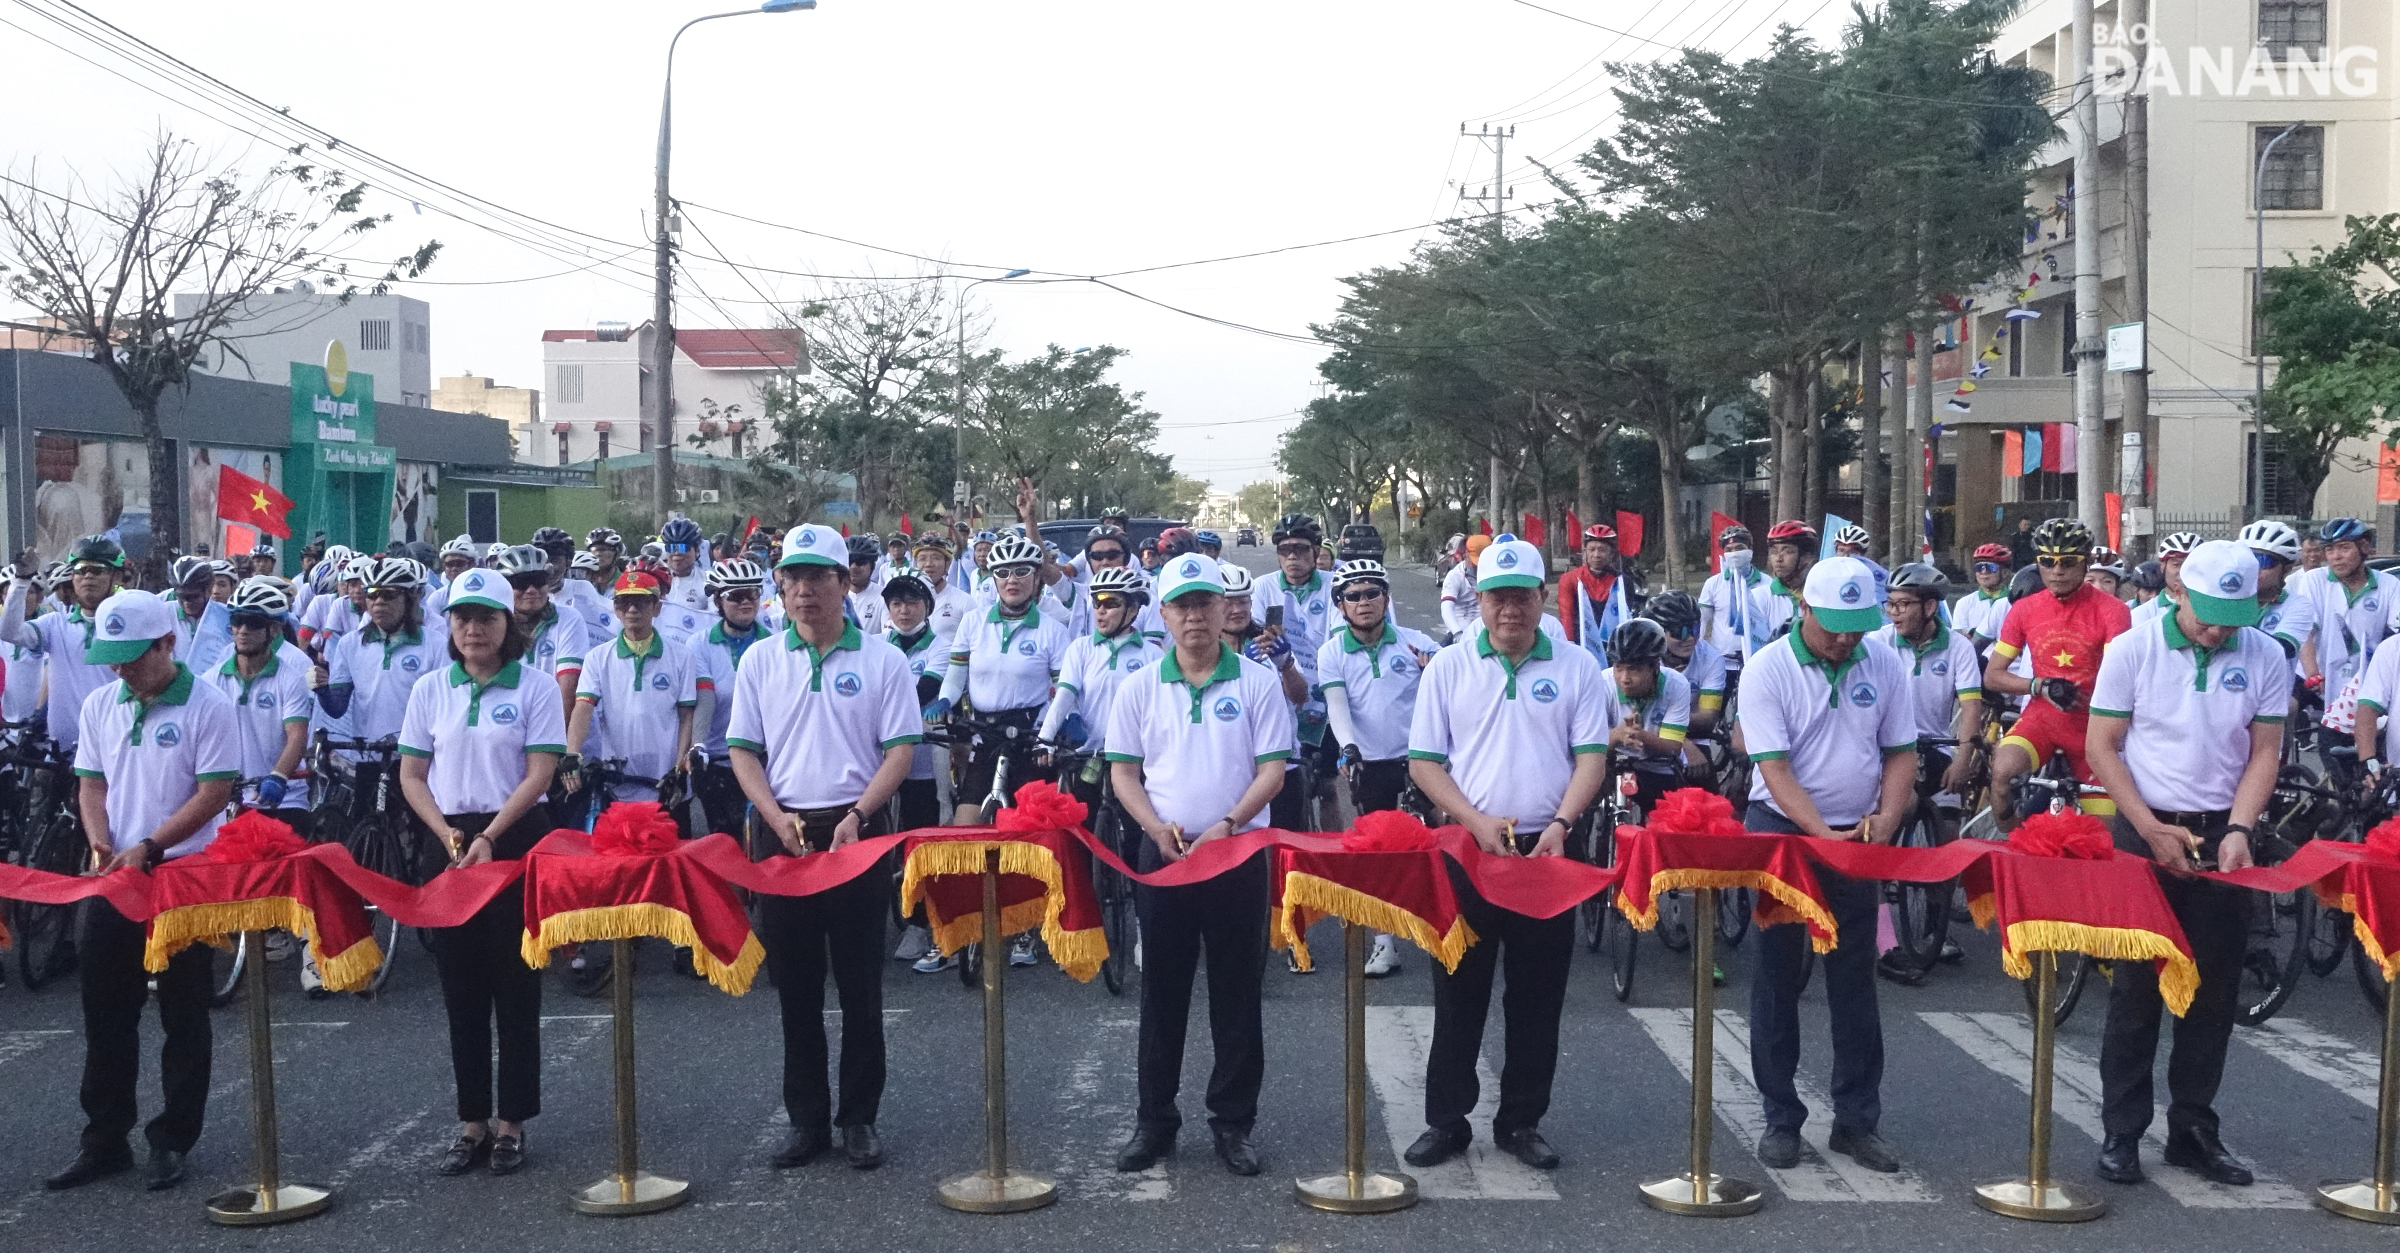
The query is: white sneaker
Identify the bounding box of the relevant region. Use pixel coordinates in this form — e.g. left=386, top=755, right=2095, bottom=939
left=1364, top=934, right=1401, bottom=978
left=1133, top=929, right=1143, bottom=972
left=913, top=948, right=957, bottom=974
left=299, top=949, right=323, bottom=994
left=894, top=924, right=931, bottom=962
left=1009, top=934, right=1039, bottom=967
left=263, top=931, right=297, bottom=964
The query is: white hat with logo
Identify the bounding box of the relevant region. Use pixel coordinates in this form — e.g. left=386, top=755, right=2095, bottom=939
left=1475, top=533, right=1545, bottom=591
left=1156, top=553, right=1227, bottom=603
left=778, top=524, right=849, bottom=571
left=85, top=588, right=176, bottom=665
left=445, top=568, right=514, bottom=616
left=2181, top=539, right=2265, bottom=627
left=1801, top=555, right=1887, bottom=633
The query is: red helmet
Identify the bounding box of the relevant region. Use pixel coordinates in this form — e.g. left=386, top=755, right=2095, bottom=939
left=1581, top=523, right=1617, bottom=544
left=1764, top=520, right=1817, bottom=547
left=1972, top=543, right=2012, bottom=563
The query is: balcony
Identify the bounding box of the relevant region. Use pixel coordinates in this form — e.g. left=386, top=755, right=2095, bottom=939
left=1940, top=376, right=2074, bottom=427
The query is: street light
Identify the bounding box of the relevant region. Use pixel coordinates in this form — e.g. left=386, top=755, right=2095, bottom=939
left=2252, top=119, right=2306, bottom=521
left=650, top=0, right=816, bottom=521
left=955, top=269, right=1032, bottom=520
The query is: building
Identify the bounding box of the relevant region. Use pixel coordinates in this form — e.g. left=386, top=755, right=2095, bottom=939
left=174, top=285, right=434, bottom=406
left=533, top=322, right=805, bottom=466
left=434, top=373, right=540, bottom=458
left=1942, top=0, right=2399, bottom=555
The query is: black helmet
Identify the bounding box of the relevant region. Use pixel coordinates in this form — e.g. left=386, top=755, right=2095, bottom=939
left=847, top=536, right=880, bottom=561
left=1271, top=513, right=1322, bottom=547
left=587, top=527, right=624, bottom=550
left=2008, top=564, right=2046, bottom=602
left=68, top=534, right=126, bottom=569
left=2129, top=560, right=2167, bottom=593
left=1638, top=589, right=1700, bottom=636
left=1605, top=618, right=1669, bottom=666
left=2030, top=516, right=2094, bottom=555
left=879, top=573, right=933, bottom=605
left=660, top=515, right=705, bottom=549
left=1887, top=562, right=1948, bottom=598
left=530, top=527, right=573, bottom=555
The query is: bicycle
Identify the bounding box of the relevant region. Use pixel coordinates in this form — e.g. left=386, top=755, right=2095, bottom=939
left=928, top=712, right=1050, bottom=987
left=2230, top=762, right=2343, bottom=1025
left=1888, top=738, right=1970, bottom=972
left=2005, top=749, right=2103, bottom=1026
left=5, top=729, right=84, bottom=990
left=309, top=734, right=426, bottom=998
left=1060, top=750, right=1138, bottom=997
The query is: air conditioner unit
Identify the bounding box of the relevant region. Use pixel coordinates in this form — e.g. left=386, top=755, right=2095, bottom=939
left=698, top=489, right=720, bottom=504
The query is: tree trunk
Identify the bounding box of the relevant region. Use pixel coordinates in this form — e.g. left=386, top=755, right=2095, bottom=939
left=1773, top=367, right=1807, bottom=522
left=1576, top=445, right=1597, bottom=544
left=1887, top=329, right=1911, bottom=567
left=1803, top=359, right=1825, bottom=526
left=1860, top=336, right=1884, bottom=545
left=1656, top=417, right=1689, bottom=588
left=1907, top=326, right=1935, bottom=560
left=1767, top=372, right=1790, bottom=520
left=141, top=410, right=179, bottom=588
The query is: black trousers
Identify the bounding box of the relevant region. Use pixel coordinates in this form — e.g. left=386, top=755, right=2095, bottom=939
left=2100, top=815, right=2251, bottom=1139
left=1134, top=848, right=1268, bottom=1136
left=1425, top=863, right=1575, bottom=1136
left=1746, top=805, right=1884, bottom=1135
left=893, top=777, right=941, bottom=833
left=1349, top=759, right=1410, bottom=815
left=694, top=760, right=748, bottom=838
left=78, top=897, right=212, bottom=1153
left=431, top=811, right=544, bottom=1123
left=1268, top=764, right=1306, bottom=831
left=757, top=808, right=891, bottom=1133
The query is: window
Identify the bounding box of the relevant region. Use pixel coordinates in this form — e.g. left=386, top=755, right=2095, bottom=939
left=2258, top=0, right=2327, bottom=56
left=404, top=322, right=429, bottom=355
left=466, top=490, right=499, bottom=545
left=2256, top=124, right=2325, bottom=211
left=557, top=430, right=571, bottom=465
left=2060, top=299, right=2077, bottom=374
left=555, top=363, right=585, bottom=405
left=596, top=429, right=610, bottom=461
left=2007, top=319, right=2024, bottom=377
left=358, top=319, right=392, bottom=351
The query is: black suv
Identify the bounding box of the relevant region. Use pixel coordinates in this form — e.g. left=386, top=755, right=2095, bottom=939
left=1337, top=523, right=1386, bottom=562
left=1038, top=517, right=1188, bottom=558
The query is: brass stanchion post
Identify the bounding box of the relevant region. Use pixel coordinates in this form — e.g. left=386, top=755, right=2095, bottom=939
left=1976, top=950, right=2104, bottom=1221
left=206, top=930, right=333, bottom=1225
left=938, top=847, right=1056, bottom=1212
left=572, top=936, right=688, bottom=1214
left=1296, top=921, right=1417, bottom=1212
left=1641, top=887, right=1760, bottom=1215
left=2318, top=963, right=2400, bottom=1223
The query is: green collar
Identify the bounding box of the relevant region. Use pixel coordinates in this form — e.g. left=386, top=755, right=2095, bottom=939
left=1474, top=626, right=1553, bottom=699
left=1278, top=571, right=1324, bottom=598
left=361, top=622, right=423, bottom=647
left=1771, top=580, right=1801, bottom=601
left=888, top=626, right=936, bottom=656
left=614, top=631, right=663, bottom=660
left=985, top=602, right=1043, bottom=627
left=2159, top=606, right=2233, bottom=690
left=707, top=619, right=757, bottom=645
left=1787, top=629, right=1866, bottom=708
left=1975, top=587, right=2009, bottom=601
left=1339, top=623, right=1390, bottom=653
left=1893, top=623, right=1951, bottom=675
left=118, top=663, right=196, bottom=745
left=784, top=621, right=862, bottom=691
left=217, top=651, right=282, bottom=696
left=1159, top=643, right=1243, bottom=723
left=447, top=660, right=524, bottom=726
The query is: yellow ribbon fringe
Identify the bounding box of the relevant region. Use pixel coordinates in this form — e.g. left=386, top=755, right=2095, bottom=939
left=897, top=839, right=1108, bottom=984
left=1618, top=869, right=1839, bottom=955
left=520, top=903, right=765, bottom=996
left=2334, top=892, right=2399, bottom=983
left=143, top=897, right=385, bottom=994
left=1274, top=872, right=1477, bottom=974
left=1999, top=919, right=2197, bottom=1016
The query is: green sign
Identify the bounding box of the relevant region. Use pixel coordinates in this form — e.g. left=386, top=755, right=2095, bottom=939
left=290, top=360, right=377, bottom=449
left=316, top=443, right=396, bottom=471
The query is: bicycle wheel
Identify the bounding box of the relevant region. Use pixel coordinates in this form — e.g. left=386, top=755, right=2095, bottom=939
left=1605, top=889, right=1639, bottom=1002
left=2309, top=903, right=2354, bottom=976
left=344, top=811, right=412, bottom=997
left=1715, top=887, right=1752, bottom=947
left=1657, top=890, right=1693, bottom=953
left=2235, top=889, right=2314, bottom=1026
left=959, top=942, right=982, bottom=987
left=2356, top=939, right=2391, bottom=1014
left=2021, top=952, right=2094, bottom=1025
left=208, top=933, right=248, bottom=1009
left=1894, top=804, right=1956, bottom=968
left=14, top=808, right=85, bottom=990
left=1099, top=878, right=1134, bottom=997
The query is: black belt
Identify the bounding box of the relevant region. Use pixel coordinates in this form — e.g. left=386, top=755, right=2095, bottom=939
left=2151, top=809, right=2231, bottom=831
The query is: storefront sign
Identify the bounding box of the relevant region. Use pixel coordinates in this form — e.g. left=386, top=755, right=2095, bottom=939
left=316, top=443, right=396, bottom=471
left=290, top=341, right=377, bottom=447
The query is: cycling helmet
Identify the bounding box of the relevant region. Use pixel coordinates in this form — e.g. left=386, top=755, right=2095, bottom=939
left=570, top=551, right=601, bottom=572
left=2318, top=518, right=2372, bottom=544
left=2239, top=519, right=2304, bottom=565
left=67, top=534, right=126, bottom=569
left=1085, top=524, right=1126, bottom=546
left=587, top=527, right=624, bottom=550
left=228, top=577, right=293, bottom=617
left=910, top=533, right=953, bottom=556
left=706, top=557, right=766, bottom=595
left=490, top=544, right=551, bottom=579
left=2008, top=565, right=2047, bottom=601
left=1887, top=562, right=1947, bottom=598
left=40, top=560, right=69, bottom=590
left=1764, top=520, right=1817, bottom=548
left=1332, top=559, right=1390, bottom=591
left=168, top=555, right=214, bottom=587
left=2130, top=561, right=2167, bottom=593
left=1089, top=565, right=1149, bottom=603
left=846, top=535, right=881, bottom=561
left=321, top=543, right=356, bottom=566
left=1219, top=562, right=1256, bottom=596
left=337, top=555, right=373, bottom=584
left=1271, top=513, right=1322, bottom=546
left=1582, top=523, right=1619, bottom=544
left=484, top=542, right=510, bottom=563
left=209, top=559, right=237, bottom=582
left=2157, top=530, right=2204, bottom=556
left=249, top=540, right=277, bottom=559
left=660, top=515, right=705, bottom=550
left=880, top=573, right=932, bottom=605
left=2030, top=516, right=2094, bottom=555
left=1716, top=523, right=1752, bottom=547
left=638, top=541, right=666, bottom=563
left=1194, top=529, right=1223, bottom=551
left=1639, top=589, right=1701, bottom=636
left=2090, top=556, right=2128, bottom=580
left=1157, top=527, right=1199, bottom=558
left=439, top=534, right=479, bottom=560
left=1972, top=542, right=2012, bottom=564
left=530, top=525, right=573, bottom=552
left=986, top=536, right=1044, bottom=570
left=1605, top=618, right=1669, bottom=666
left=360, top=556, right=424, bottom=593
left=1834, top=524, right=1872, bottom=548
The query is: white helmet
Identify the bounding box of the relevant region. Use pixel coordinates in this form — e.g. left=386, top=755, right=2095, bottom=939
left=440, top=534, right=480, bottom=559
left=338, top=555, right=374, bottom=583
left=1089, top=565, right=1149, bottom=603
left=168, top=555, right=214, bottom=587
left=985, top=536, right=1044, bottom=570
left=490, top=544, right=551, bottom=579
left=484, top=542, right=511, bottom=562
left=361, top=556, right=425, bottom=593
left=2158, top=531, right=2205, bottom=556
left=1332, top=558, right=1389, bottom=591
left=1834, top=523, right=1872, bottom=547
left=228, top=576, right=293, bottom=616
left=706, top=557, right=766, bottom=595
left=321, top=544, right=356, bottom=566
left=570, top=551, right=601, bottom=572
left=1219, top=562, right=1256, bottom=596
left=2238, top=519, right=2303, bottom=565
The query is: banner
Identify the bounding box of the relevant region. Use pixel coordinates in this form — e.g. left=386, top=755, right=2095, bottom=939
left=1614, top=510, right=1644, bottom=558
left=1707, top=510, right=1741, bottom=574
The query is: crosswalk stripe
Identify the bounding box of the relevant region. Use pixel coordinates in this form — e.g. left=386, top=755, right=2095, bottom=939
left=0, top=1030, right=71, bottom=1068
left=1629, top=1009, right=1936, bottom=1202
left=1919, top=1012, right=2312, bottom=1209
left=1361, top=1005, right=1559, bottom=1200
left=2248, top=1018, right=2381, bottom=1109
left=1049, top=1014, right=1168, bottom=1201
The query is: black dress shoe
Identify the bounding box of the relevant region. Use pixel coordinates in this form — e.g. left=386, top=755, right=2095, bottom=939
left=1757, top=1126, right=1802, bottom=1169
left=2162, top=1127, right=2252, bottom=1186
left=843, top=1125, right=883, bottom=1170
left=1825, top=1127, right=1899, bottom=1173
left=772, top=1128, right=831, bottom=1170
left=1403, top=1124, right=1470, bottom=1168
left=437, top=1133, right=492, bottom=1176
left=1212, top=1129, right=1260, bottom=1176
left=43, top=1145, right=134, bottom=1190
left=488, top=1134, right=525, bottom=1176
left=144, top=1149, right=186, bottom=1192
left=2094, top=1133, right=2143, bottom=1184
left=1496, top=1127, right=1560, bottom=1170
left=1114, top=1127, right=1174, bottom=1172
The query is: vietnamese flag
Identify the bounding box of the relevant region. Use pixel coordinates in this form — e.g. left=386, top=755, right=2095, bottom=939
left=1707, top=510, right=1741, bottom=573
left=217, top=465, right=294, bottom=539
left=1615, top=511, right=1645, bottom=558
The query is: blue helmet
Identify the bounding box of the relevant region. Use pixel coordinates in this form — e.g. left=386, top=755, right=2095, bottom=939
left=2319, top=517, right=2373, bottom=544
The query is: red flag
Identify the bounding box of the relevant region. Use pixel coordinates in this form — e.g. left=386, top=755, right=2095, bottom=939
left=1564, top=509, right=1583, bottom=546
left=1707, top=510, right=1741, bottom=574
left=216, top=465, right=294, bottom=539
left=1479, top=516, right=1492, bottom=537
left=2104, top=492, right=2123, bottom=552
left=2041, top=423, right=2066, bottom=473
left=741, top=515, right=759, bottom=544
left=839, top=524, right=850, bottom=538
left=1521, top=512, right=1546, bottom=547
left=899, top=512, right=914, bottom=537
left=1615, top=511, right=1645, bottom=558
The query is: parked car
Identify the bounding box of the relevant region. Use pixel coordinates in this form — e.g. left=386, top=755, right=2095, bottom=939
left=1038, top=517, right=1187, bottom=558
left=1337, top=523, right=1386, bottom=562
left=1235, top=527, right=1259, bottom=547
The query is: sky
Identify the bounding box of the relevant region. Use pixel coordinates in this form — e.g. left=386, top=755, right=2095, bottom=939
left=0, top=0, right=1852, bottom=490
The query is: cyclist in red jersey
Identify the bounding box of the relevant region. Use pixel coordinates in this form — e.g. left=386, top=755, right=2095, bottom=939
left=1981, top=517, right=2132, bottom=827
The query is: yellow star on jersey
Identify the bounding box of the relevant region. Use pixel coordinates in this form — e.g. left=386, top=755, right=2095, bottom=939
left=2051, top=647, right=2076, bottom=668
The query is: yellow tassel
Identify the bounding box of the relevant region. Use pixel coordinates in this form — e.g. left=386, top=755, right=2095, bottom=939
left=1619, top=869, right=1841, bottom=954
left=521, top=903, right=762, bottom=996
left=143, top=897, right=386, bottom=994
left=1276, top=873, right=1477, bottom=974
left=2336, top=893, right=2400, bottom=983
left=896, top=839, right=1109, bottom=983
left=1966, top=892, right=1996, bottom=931
left=2001, top=920, right=2197, bottom=1016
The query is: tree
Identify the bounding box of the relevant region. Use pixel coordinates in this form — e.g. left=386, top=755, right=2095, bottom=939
left=953, top=344, right=1164, bottom=523
left=2258, top=213, right=2400, bottom=509
left=0, top=132, right=438, bottom=575
left=757, top=277, right=956, bottom=529
left=1236, top=480, right=1284, bottom=528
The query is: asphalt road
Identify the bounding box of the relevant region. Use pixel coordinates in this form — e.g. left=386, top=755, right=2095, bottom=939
left=1, top=556, right=2393, bottom=1251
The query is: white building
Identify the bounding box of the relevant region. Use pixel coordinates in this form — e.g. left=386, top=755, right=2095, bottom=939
left=533, top=321, right=805, bottom=465
left=175, top=285, right=433, bottom=406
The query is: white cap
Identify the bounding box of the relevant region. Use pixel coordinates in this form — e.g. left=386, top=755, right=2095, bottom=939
left=1475, top=533, right=1545, bottom=591
left=1156, top=553, right=1227, bottom=603
left=777, top=523, right=849, bottom=571
left=1801, top=555, right=1886, bottom=632
left=2181, top=539, right=2265, bottom=627
left=445, top=568, right=513, bottom=616
left=86, top=589, right=177, bottom=665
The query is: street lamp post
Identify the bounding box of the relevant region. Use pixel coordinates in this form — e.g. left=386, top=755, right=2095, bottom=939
left=652, top=0, right=815, bottom=522
left=954, top=269, right=1030, bottom=524
left=2252, top=120, right=2306, bottom=521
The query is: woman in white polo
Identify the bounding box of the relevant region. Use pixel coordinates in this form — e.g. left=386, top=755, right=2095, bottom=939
left=396, top=568, right=566, bottom=1180
left=1104, top=554, right=1292, bottom=1179
left=564, top=569, right=698, bottom=810
left=933, top=534, right=1073, bottom=827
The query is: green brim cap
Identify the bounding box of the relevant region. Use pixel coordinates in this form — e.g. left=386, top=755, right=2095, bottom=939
left=1474, top=572, right=1544, bottom=592
left=83, top=636, right=157, bottom=665
left=1809, top=604, right=1887, bottom=633
left=2185, top=588, right=2264, bottom=628
left=775, top=551, right=843, bottom=569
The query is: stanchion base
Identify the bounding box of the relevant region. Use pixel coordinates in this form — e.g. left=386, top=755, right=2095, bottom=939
left=204, top=1183, right=333, bottom=1226
left=1639, top=1172, right=1763, bottom=1216
left=570, top=1171, right=690, bottom=1216
left=2318, top=1179, right=2400, bottom=1224
left=1295, top=1169, right=1418, bottom=1213
left=937, top=1169, right=1057, bottom=1213
left=1974, top=1177, right=2106, bottom=1222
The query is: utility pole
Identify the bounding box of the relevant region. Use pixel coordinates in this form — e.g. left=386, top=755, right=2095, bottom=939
left=651, top=113, right=678, bottom=522
left=2071, top=0, right=2107, bottom=530
left=1464, top=124, right=1513, bottom=537
left=2123, top=0, right=2153, bottom=554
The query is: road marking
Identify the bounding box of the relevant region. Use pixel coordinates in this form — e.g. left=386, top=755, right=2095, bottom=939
left=541, top=1014, right=613, bottom=1021
left=328, top=1107, right=433, bottom=1188
left=1629, top=1009, right=1934, bottom=1202
left=0, top=1030, right=72, bottom=1067
left=1361, top=1005, right=1558, bottom=1200
left=543, top=1015, right=612, bottom=1067
left=1051, top=1014, right=1169, bottom=1201
left=1920, top=1012, right=2311, bottom=1209
left=2248, top=1018, right=2380, bottom=1108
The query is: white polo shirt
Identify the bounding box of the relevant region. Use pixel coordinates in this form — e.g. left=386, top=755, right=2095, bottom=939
left=522, top=604, right=588, bottom=685
left=690, top=619, right=770, bottom=761
left=576, top=631, right=700, bottom=791
left=1, top=636, right=43, bottom=725
left=2090, top=613, right=2291, bottom=813
left=72, top=663, right=240, bottom=858
left=661, top=567, right=713, bottom=618
left=888, top=626, right=946, bottom=780
left=326, top=618, right=449, bottom=741
left=1105, top=645, right=1294, bottom=833
left=1673, top=638, right=1730, bottom=712
left=952, top=603, right=1072, bottom=713
left=304, top=593, right=361, bottom=643
left=397, top=660, right=570, bottom=815
left=202, top=652, right=315, bottom=811
left=1407, top=628, right=1609, bottom=834
left=2301, top=566, right=2400, bottom=690
left=925, top=579, right=980, bottom=658
left=1439, top=563, right=1480, bottom=636
left=1252, top=570, right=1335, bottom=685
left=1600, top=664, right=1692, bottom=775
left=725, top=622, right=921, bottom=811
left=553, top=576, right=615, bottom=637
left=1738, top=631, right=1916, bottom=827
left=1054, top=629, right=1161, bottom=755
left=1952, top=586, right=2013, bottom=644
left=1317, top=622, right=1438, bottom=763
left=1870, top=622, right=1984, bottom=742
left=2256, top=585, right=2316, bottom=668
left=2353, top=632, right=2400, bottom=761
left=1699, top=566, right=1778, bottom=657
left=1, top=591, right=116, bottom=752
left=847, top=588, right=890, bottom=639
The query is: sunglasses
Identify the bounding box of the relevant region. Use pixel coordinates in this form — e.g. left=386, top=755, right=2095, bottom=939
left=1093, top=594, right=1133, bottom=611
left=506, top=574, right=551, bottom=590
left=2034, top=554, right=2086, bottom=569
left=229, top=615, right=279, bottom=631
left=717, top=588, right=760, bottom=603
left=993, top=564, right=1039, bottom=579
left=1087, top=549, right=1128, bottom=563
left=365, top=587, right=411, bottom=600
left=1972, top=562, right=2002, bottom=574
left=1276, top=544, right=1315, bottom=556
left=1338, top=589, right=1385, bottom=603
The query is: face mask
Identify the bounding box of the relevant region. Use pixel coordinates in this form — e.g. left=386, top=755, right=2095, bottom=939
left=1721, top=549, right=1752, bottom=575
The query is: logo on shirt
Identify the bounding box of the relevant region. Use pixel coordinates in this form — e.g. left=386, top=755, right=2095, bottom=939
left=1212, top=696, right=1242, bottom=721
left=1529, top=678, right=1559, bottom=704
left=258, top=691, right=278, bottom=708
left=153, top=722, right=181, bottom=747
left=1126, top=658, right=1144, bottom=672
left=1017, top=639, right=1036, bottom=656
left=1850, top=682, right=1878, bottom=707
left=2263, top=611, right=2282, bottom=631
left=490, top=703, right=519, bottom=725
left=2221, top=666, right=2250, bottom=693
left=2217, top=571, right=2245, bottom=595
left=2370, top=597, right=2382, bottom=613
left=833, top=671, right=863, bottom=698
left=401, top=654, right=422, bottom=672
left=1308, top=600, right=1324, bottom=615
left=1930, top=659, right=1949, bottom=676
left=1391, top=657, right=1413, bottom=675
left=651, top=672, right=670, bottom=690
